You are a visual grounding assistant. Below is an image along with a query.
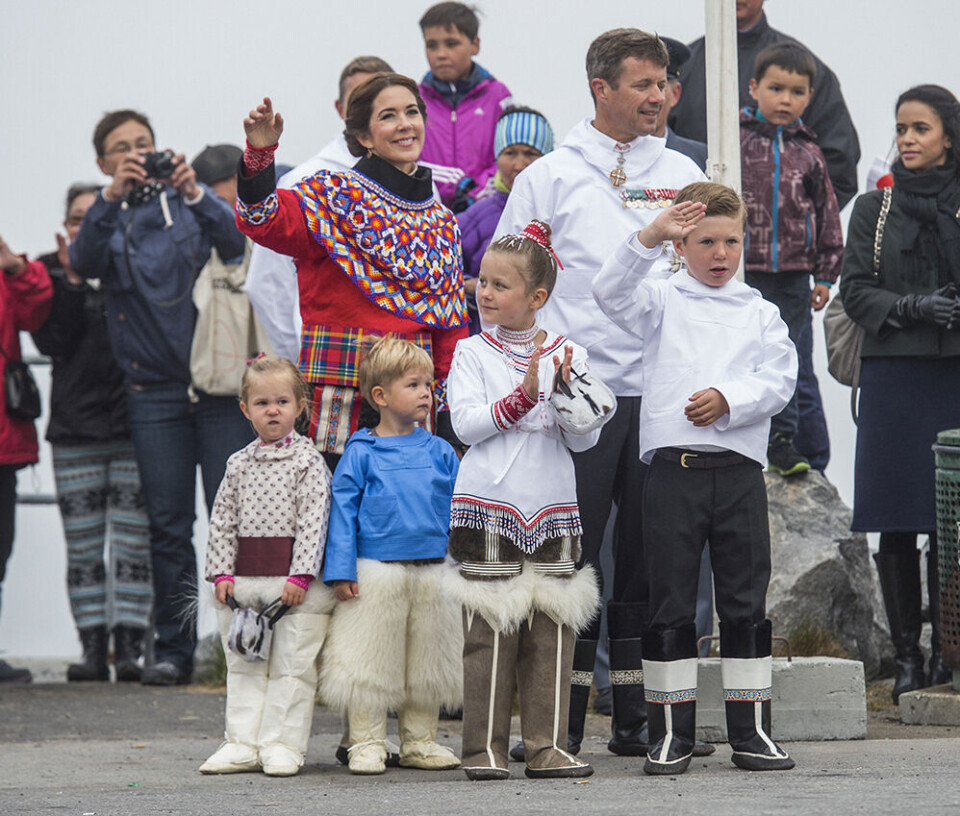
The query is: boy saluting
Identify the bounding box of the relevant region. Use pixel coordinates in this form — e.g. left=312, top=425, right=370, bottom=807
left=592, top=182, right=798, bottom=776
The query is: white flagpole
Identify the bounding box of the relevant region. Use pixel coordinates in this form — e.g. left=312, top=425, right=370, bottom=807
left=704, top=0, right=744, bottom=278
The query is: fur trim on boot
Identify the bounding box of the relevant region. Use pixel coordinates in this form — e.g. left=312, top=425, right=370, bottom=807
left=445, top=564, right=599, bottom=636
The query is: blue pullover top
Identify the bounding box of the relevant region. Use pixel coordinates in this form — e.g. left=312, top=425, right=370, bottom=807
left=323, top=427, right=459, bottom=583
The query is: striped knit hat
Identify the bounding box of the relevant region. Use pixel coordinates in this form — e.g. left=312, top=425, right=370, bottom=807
left=494, top=107, right=554, bottom=157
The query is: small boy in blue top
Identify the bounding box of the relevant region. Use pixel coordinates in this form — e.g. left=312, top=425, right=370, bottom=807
left=320, top=337, right=462, bottom=776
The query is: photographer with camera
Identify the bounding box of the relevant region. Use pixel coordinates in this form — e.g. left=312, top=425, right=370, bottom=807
left=70, top=110, right=251, bottom=687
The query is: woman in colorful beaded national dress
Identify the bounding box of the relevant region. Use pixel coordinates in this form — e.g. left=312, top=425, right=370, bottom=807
left=236, top=75, right=469, bottom=471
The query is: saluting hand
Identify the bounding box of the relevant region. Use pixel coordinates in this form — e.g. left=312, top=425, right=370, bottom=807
left=637, top=200, right=708, bottom=248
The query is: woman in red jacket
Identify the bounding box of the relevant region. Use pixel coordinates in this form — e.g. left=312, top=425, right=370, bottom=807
left=0, top=234, right=52, bottom=685
left=237, top=74, right=468, bottom=471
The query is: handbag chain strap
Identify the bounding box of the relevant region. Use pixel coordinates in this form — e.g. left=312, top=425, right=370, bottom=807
left=872, top=187, right=893, bottom=274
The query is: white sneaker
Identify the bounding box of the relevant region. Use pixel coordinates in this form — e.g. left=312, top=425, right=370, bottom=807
left=348, top=740, right=387, bottom=775
left=259, top=744, right=304, bottom=777
left=399, top=740, right=461, bottom=770
left=199, top=742, right=260, bottom=774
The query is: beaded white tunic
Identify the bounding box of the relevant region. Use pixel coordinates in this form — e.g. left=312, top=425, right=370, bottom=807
left=448, top=328, right=600, bottom=553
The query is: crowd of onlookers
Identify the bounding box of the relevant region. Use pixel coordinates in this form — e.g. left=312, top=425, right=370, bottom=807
left=0, top=0, right=955, bottom=781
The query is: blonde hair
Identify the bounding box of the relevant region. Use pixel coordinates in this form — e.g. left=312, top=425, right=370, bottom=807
left=673, top=182, right=748, bottom=229
left=240, top=354, right=308, bottom=408
left=359, top=337, right=434, bottom=409
left=486, top=219, right=559, bottom=297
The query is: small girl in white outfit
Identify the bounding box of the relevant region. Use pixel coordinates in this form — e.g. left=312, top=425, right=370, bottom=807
left=446, top=220, right=602, bottom=780
left=199, top=354, right=333, bottom=777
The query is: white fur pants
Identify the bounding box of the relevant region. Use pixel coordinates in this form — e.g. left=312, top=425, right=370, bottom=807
left=318, top=560, right=463, bottom=713
left=215, top=576, right=332, bottom=755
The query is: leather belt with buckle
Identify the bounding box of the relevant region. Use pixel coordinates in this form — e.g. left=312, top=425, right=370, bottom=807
left=657, top=448, right=749, bottom=469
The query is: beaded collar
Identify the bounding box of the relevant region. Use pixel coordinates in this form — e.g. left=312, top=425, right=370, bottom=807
left=496, top=322, right=540, bottom=351
left=353, top=154, right=434, bottom=207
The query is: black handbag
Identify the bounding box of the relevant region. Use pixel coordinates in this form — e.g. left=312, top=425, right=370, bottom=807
left=2, top=354, right=41, bottom=421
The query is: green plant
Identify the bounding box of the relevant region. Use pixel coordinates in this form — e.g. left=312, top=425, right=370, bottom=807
left=193, top=638, right=227, bottom=688
left=776, top=620, right=852, bottom=659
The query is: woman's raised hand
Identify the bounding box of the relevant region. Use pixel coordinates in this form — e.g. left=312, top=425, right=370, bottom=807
left=243, top=97, right=284, bottom=149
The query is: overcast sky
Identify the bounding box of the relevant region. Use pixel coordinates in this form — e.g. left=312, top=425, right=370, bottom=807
left=2, top=0, right=958, bottom=655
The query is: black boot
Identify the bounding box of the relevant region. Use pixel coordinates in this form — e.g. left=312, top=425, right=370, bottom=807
left=607, top=602, right=648, bottom=756
left=721, top=620, right=794, bottom=771
left=642, top=624, right=698, bottom=776
left=567, top=618, right=600, bottom=756
left=874, top=549, right=926, bottom=702
left=113, top=625, right=145, bottom=682
left=510, top=617, right=598, bottom=762
left=927, top=543, right=951, bottom=687
left=67, top=625, right=109, bottom=682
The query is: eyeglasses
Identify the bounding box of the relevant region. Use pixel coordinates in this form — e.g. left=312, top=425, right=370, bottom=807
left=104, top=139, right=154, bottom=156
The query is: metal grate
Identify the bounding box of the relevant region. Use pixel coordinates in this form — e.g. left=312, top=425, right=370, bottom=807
left=934, top=437, right=960, bottom=669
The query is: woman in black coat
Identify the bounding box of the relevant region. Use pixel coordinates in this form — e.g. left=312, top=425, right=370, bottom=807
left=840, top=84, right=960, bottom=701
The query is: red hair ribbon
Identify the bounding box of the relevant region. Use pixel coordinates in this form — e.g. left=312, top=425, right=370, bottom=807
left=521, top=220, right=564, bottom=270
left=245, top=352, right=268, bottom=366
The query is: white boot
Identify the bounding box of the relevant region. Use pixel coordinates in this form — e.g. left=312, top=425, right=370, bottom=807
left=257, top=611, right=328, bottom=776
left=398, top=703, right=460, bottom=770
left=200, top=605, right=268, bottom=774
left=347, top=707, right=389, bottom=775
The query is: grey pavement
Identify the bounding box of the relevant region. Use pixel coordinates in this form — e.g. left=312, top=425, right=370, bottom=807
left=1, top=682, right=959, bottom=816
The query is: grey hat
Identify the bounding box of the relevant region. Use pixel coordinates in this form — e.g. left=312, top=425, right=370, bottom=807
left=660, top=37, right=691, bottom=81
left=192, top=143, right=243, bottom=186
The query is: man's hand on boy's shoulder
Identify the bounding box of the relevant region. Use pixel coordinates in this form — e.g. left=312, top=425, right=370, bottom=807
left=684, top=388, right=729, bottom=427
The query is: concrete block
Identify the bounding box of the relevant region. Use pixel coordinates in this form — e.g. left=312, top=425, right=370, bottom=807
left=899, top=684, right=960, bottom=726
left=695, top=656, right=867, bottom=742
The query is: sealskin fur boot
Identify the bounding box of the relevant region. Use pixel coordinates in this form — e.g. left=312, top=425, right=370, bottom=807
left=721, top=620, right=794, bottom=771
left=461, top=611, right=517, bottom=780
left=607, top=602, right=648, bottom=756
left=642, top=625, right=698, bottom=776
left=519, top=611, right=592, bottom=779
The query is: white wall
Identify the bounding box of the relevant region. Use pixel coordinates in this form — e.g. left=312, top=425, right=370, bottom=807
left=2, top=0, right=956, bottom=656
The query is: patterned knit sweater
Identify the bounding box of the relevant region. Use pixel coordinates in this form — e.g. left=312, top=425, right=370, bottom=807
left=204, top=433, right=332, bottom=581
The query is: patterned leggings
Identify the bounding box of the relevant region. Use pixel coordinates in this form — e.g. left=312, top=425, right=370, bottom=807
left=53, top=441, right=152, bottom=630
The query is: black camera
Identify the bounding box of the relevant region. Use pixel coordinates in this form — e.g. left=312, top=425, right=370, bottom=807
left=141, top=150, right=176, bottom=179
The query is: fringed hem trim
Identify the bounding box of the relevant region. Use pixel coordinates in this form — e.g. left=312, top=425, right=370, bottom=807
left=450, top=498, right=582, bottom=554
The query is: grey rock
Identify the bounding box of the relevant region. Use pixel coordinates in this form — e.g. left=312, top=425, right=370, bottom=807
left=764, top=471, right=891, bottom=677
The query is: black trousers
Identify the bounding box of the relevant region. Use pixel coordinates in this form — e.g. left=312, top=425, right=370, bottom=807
left=643, top=452, right=770, bottom=631
left=573, top=396, right=648, bottom=604
left=0, top=465, right=18, bottom=607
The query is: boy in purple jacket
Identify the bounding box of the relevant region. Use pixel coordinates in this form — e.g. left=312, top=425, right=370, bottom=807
left=417, top=2, right=513, bottom=212
left=740, top=42, right=843, bottom=477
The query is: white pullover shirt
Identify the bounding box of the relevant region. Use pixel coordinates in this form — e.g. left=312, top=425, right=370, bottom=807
left=593, top=237, right=797, bottom=466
